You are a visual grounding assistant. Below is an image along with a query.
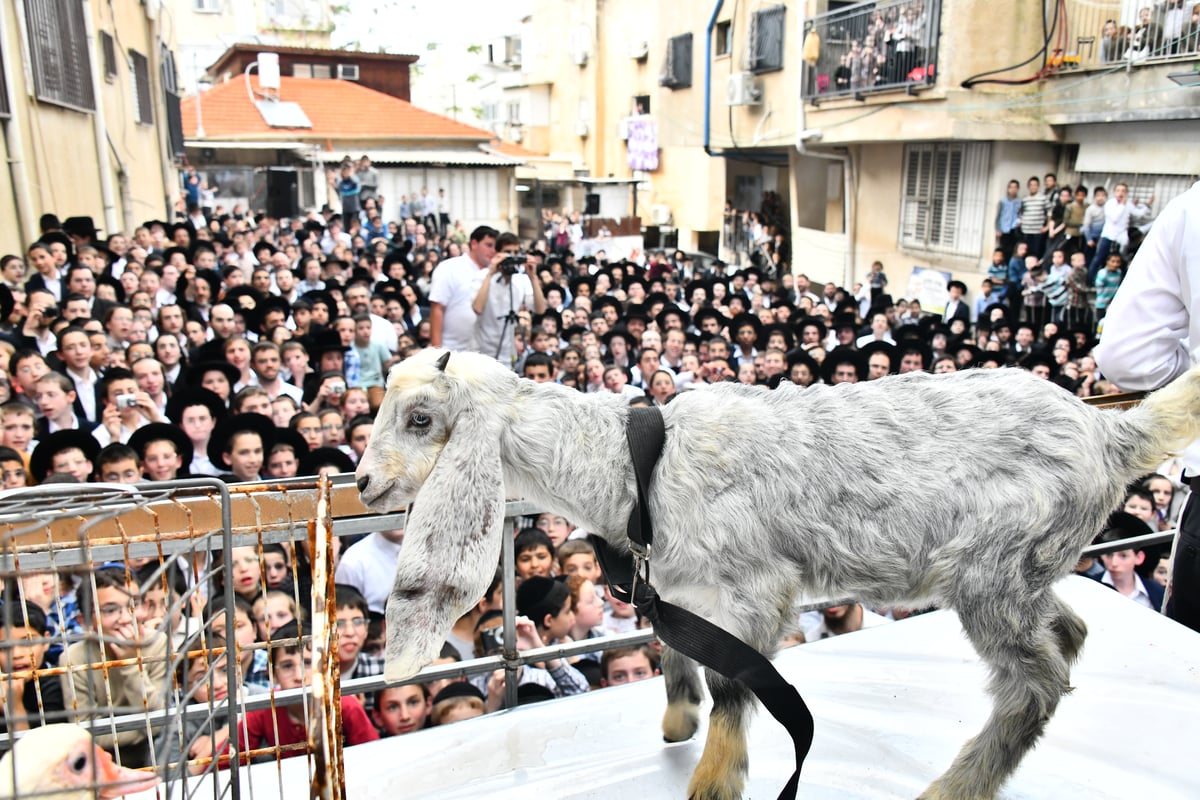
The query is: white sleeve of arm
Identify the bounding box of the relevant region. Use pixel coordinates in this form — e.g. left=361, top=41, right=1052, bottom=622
left=1093, top=201, right=1190, bottom=391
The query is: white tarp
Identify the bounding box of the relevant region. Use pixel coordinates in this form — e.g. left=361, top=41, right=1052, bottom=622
left=227, top=577, right=1198, bottom=798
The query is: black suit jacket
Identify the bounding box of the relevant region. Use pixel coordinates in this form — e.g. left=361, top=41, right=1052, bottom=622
left=942, top=299, right=971, bottom=324
left=24, top=273, right=61, bottom=302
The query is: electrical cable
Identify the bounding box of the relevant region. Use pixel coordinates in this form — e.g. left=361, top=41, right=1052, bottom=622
left=961, top=0, right=1062, bottom=88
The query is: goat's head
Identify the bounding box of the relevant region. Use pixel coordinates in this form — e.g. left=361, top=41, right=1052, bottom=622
left=356, top=348, right=514, bottom=681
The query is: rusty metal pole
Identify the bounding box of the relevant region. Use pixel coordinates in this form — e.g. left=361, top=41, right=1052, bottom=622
left=308, top=474, right=344, bottom=800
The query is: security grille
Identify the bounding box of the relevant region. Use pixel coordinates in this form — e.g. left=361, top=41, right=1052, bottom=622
left=660, top=33, right=693, bottom=89
left=900, top=142, right=990, bottom=257
left=100, top=31, right=117, bottom=81
left=129, top=49, right=153, bottom=125
left=748, top=4, right=786, bottom=73
left=24, top=0, right=96, bottom=111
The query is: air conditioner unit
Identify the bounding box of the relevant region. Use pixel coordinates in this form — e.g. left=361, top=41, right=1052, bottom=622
left=650, top=204, right=672, bottom=225
left=629, top=41, right=649, bottom=60
left=510, top=128, right=523, bottom=143
left=575, top=119, right=590, bottom=138
left=726, top=72, right=762, bottom=106
left=573, top=48, right=589, bottom=66
left=337, top=64, right=359, bottom=80
left=617, top=118, right=630, bottom=140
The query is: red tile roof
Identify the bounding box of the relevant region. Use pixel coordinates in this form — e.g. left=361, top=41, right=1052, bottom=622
left=182, top=77, right=493, bottom=141
left=487, top=138, right=546, bottom=158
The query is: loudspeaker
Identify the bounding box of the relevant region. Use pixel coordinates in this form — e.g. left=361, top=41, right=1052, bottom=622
left=584, top=193, right=601, bottom=215
left=265, top=168, right=299, bottom=219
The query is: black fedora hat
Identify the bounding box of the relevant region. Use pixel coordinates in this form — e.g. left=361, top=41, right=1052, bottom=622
left=298, top=446, right=355, bottom=476
left=601, top=326, right=638, bottom=353
left=757, top=323, right=795, bottom=352
left=271, top=427, right=311, bottom=459
left=655, top=304, right=690, bottom=332
left=165, top=387, right=228, bottom=426
left=29, top=430, right=101, bottom=484
left=691, top=307, right=725, bottom=334
left=858, top=340, right=898, bottom=375
left=729, top=312, right=763, bottom=338
left=128, top=423, right=194, bottom=470
left=793, top=316, right=828, bottom=343
left=186, top=360, right=241, bottom=389
left=62, top=216, right=101, bottom=239
left=821, top=346, right=867, bottom=384
left=207, top=413, right=276, bottom=471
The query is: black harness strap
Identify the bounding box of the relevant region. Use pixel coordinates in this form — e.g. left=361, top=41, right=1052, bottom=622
left=589, top=407, right=814, bottom=800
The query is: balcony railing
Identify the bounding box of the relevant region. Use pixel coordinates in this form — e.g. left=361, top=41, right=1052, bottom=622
left=1056, top=0, right=1200, bottom=71
left=802, top=0, right=941, bottom=103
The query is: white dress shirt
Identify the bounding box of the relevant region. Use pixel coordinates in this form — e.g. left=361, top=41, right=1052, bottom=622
left=1095, top=181, right=1200, bottom=471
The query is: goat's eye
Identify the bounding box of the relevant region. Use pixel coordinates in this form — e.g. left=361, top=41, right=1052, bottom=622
left=72, top=754, right=87, bottom=773
left=409, top=413, right=431, bottom=429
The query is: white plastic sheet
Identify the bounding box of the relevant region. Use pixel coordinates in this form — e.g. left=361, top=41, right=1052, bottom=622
left=238, top=577, right=1200, bottom=798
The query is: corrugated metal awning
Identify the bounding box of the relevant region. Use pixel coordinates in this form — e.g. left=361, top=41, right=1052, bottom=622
left=318, top=148, right=523, bottom=167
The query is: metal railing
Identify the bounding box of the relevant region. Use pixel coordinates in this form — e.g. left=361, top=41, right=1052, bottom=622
left=802, top=0, right=942, bottom=102
left=1058, top=0, right=1200, bottom=71
left=0, top=446, right=1178, bottom=797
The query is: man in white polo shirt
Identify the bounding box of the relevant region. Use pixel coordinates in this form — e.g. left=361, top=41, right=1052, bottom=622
left=429, top=225, right=497, bottom=351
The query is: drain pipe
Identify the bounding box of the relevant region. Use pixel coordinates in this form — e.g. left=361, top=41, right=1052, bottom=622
left=796, top=13, right=855, bottom=289
left=0, top=4, right=35, bottom=244
left=81, top=0, right=120, bottom=234
left=703, top=0, right=725, bottom=156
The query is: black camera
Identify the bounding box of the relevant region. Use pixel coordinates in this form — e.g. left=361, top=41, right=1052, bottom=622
left=499, top=252, right=526, bottom=276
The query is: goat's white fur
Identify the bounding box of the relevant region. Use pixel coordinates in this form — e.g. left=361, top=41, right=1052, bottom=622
left=358, top=348, right=1200, bottom=800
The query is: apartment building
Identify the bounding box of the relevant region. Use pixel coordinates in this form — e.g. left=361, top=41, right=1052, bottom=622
left=0, top=0, right=182, bottom=252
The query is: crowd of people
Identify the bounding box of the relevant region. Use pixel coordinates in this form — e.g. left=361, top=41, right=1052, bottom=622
left=0, top=176, right=1182, bottom=775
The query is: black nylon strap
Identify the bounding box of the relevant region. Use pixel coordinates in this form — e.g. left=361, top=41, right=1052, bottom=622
left=625, top=407, right=665, bottom=551
left=587, top=406, right=814, bottom=800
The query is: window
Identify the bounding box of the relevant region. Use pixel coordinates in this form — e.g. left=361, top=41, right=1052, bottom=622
left=506, top=100, right=521, bottom=126
left=129, top=49, right=153, bottom=125
left=160, top=46, right=179, bottom=94
left=633, top=94, right=651, bottom=115
left=192, top=0, right=220, bottom=11
left=100, top=31, right=117, bottom=82
left=660, top=33, right=693, bottom=89
left=312, top=64, right=332, bottom=79
left=748, top=5, right=785, bottom=73
left=24, top=0, right=96, bottom=111
left=899, top=143, right=989, bottom=257
left=715, top=20, right=732, bottom=57
left=293, top=63, right=313, bottom=78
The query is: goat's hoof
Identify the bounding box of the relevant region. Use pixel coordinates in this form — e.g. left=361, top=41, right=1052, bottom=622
left=662, top=701, right=700, bottom=743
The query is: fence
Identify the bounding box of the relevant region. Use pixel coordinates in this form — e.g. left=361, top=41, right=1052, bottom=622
left=0, top=406, right=1174, bottom=796
left=802, top=0, right=942, bottom=102
left=1059, top=0, right=1200, bottom=70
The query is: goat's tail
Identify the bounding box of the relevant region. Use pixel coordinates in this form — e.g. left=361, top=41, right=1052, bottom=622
left=1112, top=366, right=1200, bottom=475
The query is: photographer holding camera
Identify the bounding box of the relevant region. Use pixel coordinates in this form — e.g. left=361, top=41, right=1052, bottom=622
left=93, top=367, right=164, bottom=448
left=471, top=232, right=546, bottom=370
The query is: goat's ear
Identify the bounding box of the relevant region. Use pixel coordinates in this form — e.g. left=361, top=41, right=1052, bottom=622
left=435, top=351, right=451, bottom=372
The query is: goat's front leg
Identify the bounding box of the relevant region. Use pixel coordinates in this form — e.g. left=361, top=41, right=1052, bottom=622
left=687, top=670, right=753, bottom=800
left=661, top=644, right=704, bottom=742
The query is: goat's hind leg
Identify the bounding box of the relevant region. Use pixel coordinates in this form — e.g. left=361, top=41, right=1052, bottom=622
left=687, top=670, right=753, bottom=800
left=920, top=594, right=1073, bottom=800
left=661, top=644, right=704, bottom=742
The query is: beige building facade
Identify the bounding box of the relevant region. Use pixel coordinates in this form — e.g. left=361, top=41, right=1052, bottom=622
left=484, top=0, right=1199, bottom=301
left=0, top=0, right=182, bottom=253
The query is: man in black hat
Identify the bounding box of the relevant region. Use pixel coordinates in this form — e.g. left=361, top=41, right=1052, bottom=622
left=208, top=413, right=274, bottom=483
left=29, top=429, right=101, bottom=483
left=942, top=280, right=971, bottom=324
left=128, top=423, right=192, bottom=481
left=729, top=312, right=762, bottom=370
left=823, top=347, right=865, bottom=385
left=166, top=387, right=225, bottom=477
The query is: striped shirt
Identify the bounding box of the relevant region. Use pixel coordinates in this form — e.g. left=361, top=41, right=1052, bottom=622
left=1094, top=268, right=1124, bottom=309
left=1020, top=193, right=1048, bottom=234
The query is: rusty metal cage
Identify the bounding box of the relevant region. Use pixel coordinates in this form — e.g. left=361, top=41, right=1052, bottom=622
left=0, top=476, right=344, bottom=800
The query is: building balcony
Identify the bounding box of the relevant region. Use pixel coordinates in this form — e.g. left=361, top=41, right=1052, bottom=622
left=802, top=0, right=942, bottom=104
left=1051, top=0, right=1200, bottom=72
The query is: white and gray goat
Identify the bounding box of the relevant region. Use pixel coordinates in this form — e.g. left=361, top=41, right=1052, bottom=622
left=356, top=348, right=1200, bottom=800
